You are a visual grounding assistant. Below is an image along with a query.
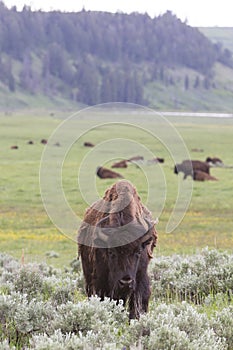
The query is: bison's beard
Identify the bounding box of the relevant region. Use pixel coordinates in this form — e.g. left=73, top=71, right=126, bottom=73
left=110, top=280, right=134, bottom=302
left=110, top=280, right=142, bottom=318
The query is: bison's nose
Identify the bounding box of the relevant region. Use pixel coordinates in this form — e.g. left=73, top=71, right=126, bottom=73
left=119, top=275, right=134, bottom=289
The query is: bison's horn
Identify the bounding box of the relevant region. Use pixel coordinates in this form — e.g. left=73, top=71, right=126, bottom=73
left=144, top=217, right=155, bottom=231
left=154, top=218, right=159, bottom=225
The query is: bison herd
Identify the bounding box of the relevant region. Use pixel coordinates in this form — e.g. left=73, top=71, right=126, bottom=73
left=96, top=156, right=165, bottom=179
left=10, top=139, right=48, bottom=149
left=174, top=157, right=224, bottom=181
left=84, top=136, right=224, bottom=182
left=96, top=155, right=223, bottom=182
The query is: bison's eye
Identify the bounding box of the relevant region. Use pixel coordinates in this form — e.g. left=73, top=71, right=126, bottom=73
left=142, top=237, right=153, bottom=249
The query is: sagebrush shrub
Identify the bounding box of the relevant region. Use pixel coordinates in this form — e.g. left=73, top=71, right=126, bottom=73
left=0, top=250, right=232, bottom=349
left=150, top=248, right=233, bottom=303
left=210, top=306, right=233, bottom=349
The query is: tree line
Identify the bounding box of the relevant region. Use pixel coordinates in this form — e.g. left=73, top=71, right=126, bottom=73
left=0, top=2, right=232, bottom=105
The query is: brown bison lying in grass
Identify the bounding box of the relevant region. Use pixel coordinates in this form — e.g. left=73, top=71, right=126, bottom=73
left=127, top=156, right=144, bottom=162
left=96, top=166, right=123, bottom=179
left=84, top=142, right=95, bottom=147
left=78, top=180, right=158, bottom=319
left=147, top=157, right=165, bottom=165
left=193, top=170, right=218, bottom=181
left=174, top=160, right=210, bottom=179
left=111, top=160, right=128, bottom=168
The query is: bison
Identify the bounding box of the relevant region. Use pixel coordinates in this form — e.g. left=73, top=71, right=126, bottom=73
left=41, top=139, right=47, bottom=145
left=78, top=180, right=158, bottom=319
left=111, top=160, right=128, bottom=168
left=193, top=170, right=218, bottom=181
left=96, top=166, right=123, bottom=179
left=127, top=156, right=144, bottom=162
left=84, top=142, right=95, bottom=147
left=191, top=148, right=204, bottom=153
left=147, top=157, right=164, bottom=165
left=174, top=160, right=210, bottom=179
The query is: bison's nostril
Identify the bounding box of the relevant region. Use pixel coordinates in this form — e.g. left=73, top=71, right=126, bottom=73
left=119, top=276, right=133, bottom=287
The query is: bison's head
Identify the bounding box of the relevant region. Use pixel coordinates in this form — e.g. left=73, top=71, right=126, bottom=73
left=94, top=217, right=156, bottom=298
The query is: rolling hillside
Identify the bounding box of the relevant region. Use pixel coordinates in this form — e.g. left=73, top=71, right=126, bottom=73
left=0, top=2, right=233, bottom=112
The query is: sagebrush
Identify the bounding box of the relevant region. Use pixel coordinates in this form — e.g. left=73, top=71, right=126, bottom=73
left=0, top=248, right=232, bottom=349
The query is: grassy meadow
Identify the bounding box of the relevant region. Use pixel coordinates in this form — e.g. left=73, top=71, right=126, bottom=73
left=0, top=109, right=233, bottom=268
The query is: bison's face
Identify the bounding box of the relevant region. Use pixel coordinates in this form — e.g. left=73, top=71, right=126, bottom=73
left=106, top=237, right=152, bottom=298
left=107, top=247, right=139, bottom=295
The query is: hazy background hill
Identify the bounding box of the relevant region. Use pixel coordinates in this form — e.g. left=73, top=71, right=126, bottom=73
left=199, top=27, right=233, bottom=54
left=0, top=2, right=233, bottom=112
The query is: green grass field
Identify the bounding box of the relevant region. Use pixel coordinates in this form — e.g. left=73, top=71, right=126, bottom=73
left=0, top=109, right=233, bottom=268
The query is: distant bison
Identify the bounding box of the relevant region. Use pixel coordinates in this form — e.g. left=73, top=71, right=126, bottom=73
left=193, top=170, right=218, bottom=181
left=111, top=160, right=128, bottom=168
left=147, top=157, right=164, bottom=165
left=127, top=156, right=144, bottom=162
left=41, top=139, right=47, bottom=144
left=11, top=145, right=18, bottom=149
left=84, top=142, right=95, bottom=147
left=27, top=140, right=34, bottom=145
left=174, top=160, right=210, bottom=179
left=191, top=148, right=204, bottom=153
left=78, top=180, right=158, bottom=319
left=96, top=166, right=123, bottom=179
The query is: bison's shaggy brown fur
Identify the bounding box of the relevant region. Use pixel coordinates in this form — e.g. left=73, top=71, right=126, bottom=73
left=174, top=159, right=210, bottom=179
left=78, top=180, right=158, bottom=319
left=111, top=160, right=128, bottom=168
left=193, top=170, right=218, bottom=181
left=96, top=166, right=123, bottom=179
